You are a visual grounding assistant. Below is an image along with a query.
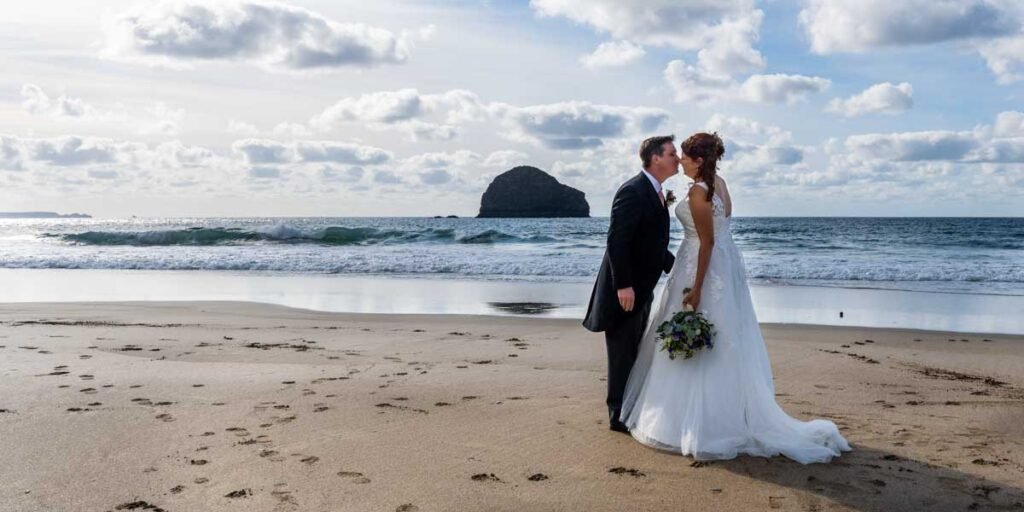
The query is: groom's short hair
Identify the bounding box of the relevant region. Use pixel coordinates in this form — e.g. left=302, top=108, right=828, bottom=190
left=640, top=135, right=675, bottom=169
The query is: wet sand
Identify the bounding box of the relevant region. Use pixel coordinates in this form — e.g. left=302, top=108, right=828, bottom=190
left=1, top=301, right=1022, bottom=511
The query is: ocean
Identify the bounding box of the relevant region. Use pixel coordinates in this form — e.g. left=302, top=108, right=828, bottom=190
left=1, top=217, right=1022, bottom=296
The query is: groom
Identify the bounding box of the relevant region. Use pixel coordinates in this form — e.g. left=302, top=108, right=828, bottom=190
left=583, top=135, right=678, bottom=433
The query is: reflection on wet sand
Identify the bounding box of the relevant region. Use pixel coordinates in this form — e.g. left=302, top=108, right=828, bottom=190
left=488, top=302, right=560, bottom=315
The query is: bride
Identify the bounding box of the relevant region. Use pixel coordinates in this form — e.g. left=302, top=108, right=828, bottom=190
left=620, top=132, right=851, bottom=464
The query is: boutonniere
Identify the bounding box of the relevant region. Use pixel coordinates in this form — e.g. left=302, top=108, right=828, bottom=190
left=664, top=189, right=676, bottom=206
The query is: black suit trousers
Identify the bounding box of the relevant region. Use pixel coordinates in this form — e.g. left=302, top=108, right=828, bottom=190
left=604, top=299, right=651, bottom=417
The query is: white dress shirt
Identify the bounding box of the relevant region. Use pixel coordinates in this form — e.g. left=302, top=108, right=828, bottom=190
left=641, top=169, right=662, bottom=194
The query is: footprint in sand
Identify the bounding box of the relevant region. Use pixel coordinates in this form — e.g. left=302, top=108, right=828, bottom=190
left=271, top=415, right=297, bottom=425
left=528, top=473, right=549, bottom=481
left=396, top=505, right=419, bottom=512
left=169, top=485, right=185, bottom=494
left=224, top=489, right=250, bottom=498
left=113, top=501, right=166, bottom=511
left=193, top=477, right=209, bottom=484
left=80, top=388, right=97, bottom=394
left=299, top=455, right=319, bottom=465
left=190, top=459, right=208, bottom=466
left=471, top=473, right=502, bottom=482
left=155, top=413, right=174, bottom=422
left=338, top=471, right=372, bottom=484
left=271, top=483, right=297, bottom=506
left=608, top=467, right=646, bottom=477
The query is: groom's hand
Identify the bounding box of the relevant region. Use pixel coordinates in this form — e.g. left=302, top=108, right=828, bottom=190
left=617, top=287, right=635, bottom=312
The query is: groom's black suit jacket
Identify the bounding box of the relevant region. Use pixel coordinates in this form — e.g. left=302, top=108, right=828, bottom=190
left=583, top=172, right=674, bottom=332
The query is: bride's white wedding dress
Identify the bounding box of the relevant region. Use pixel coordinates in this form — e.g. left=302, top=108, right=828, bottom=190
left=621, top=181, right=851, bottom=464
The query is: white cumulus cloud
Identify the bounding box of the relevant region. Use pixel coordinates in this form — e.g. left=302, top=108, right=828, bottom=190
left=994, top=111, right=1024, bottom=137
left=102, top=1, right=413, bottom=71
left=531, top=0, right=765, bottom=73
left=826, top=82, right=913, bottom=117
left=799, top=0, right=1019, bottom=54
left=977, top=34, right=1024, bottom=83
left=580, top=40, right=645, bottom=69
left=21, top=84, right=100, bottom=118
left=492, top=101, right=669, bottom=149
left=664, top=63, right=829, bottom=105
left=231, top=139, right=393, bottom=166
left=799, top=0, right=1024, bottom=84
left=739, top=74, right=831, bottom=104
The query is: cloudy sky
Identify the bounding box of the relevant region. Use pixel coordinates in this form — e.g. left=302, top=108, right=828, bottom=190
left=1, top=0, right=1022, bottom=217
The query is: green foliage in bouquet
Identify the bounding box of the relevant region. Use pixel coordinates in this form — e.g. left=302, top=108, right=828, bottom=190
left=656, top=288, right=716, bottom=360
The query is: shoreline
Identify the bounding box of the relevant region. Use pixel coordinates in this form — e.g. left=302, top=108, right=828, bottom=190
left=2, top=268, right=1023, bottom=335
left=1, top=301, right=1022, bottom=511
left=3, top=299, right=1023, bottom=338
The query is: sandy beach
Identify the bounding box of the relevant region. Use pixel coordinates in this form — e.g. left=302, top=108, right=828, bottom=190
left=1, top=301, right=1023, bottom=512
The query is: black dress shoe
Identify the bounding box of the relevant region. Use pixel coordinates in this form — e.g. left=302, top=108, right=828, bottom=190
left=609, top=419, right=630, bottom=433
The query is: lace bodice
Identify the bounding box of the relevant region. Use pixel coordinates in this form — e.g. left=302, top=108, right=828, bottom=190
left=675, top=181, right=729, bottom=242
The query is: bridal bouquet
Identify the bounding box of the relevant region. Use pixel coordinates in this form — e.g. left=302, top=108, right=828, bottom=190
left=656, top=289, right=716, bottom=360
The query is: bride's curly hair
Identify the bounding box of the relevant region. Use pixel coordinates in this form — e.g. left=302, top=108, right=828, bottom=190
left=681, top=132, right=726, bottom=201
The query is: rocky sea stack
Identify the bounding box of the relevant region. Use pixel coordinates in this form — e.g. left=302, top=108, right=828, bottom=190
left=477, top=166, right=589, bottom=218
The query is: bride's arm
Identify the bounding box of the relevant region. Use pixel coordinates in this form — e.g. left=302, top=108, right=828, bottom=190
left=683, top=186, right=714, bottom=310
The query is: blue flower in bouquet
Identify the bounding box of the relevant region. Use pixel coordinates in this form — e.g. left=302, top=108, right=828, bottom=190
left=655, top=288, right=716, bottom=360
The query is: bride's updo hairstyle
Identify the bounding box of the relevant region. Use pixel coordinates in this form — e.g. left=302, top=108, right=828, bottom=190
left=681, top=132, right=725, bottom=201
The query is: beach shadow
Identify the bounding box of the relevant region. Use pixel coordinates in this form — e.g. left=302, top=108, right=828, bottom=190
left=487, top=302, right=560, bottom=315
left=715, top=444, right=1024, bottom=511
